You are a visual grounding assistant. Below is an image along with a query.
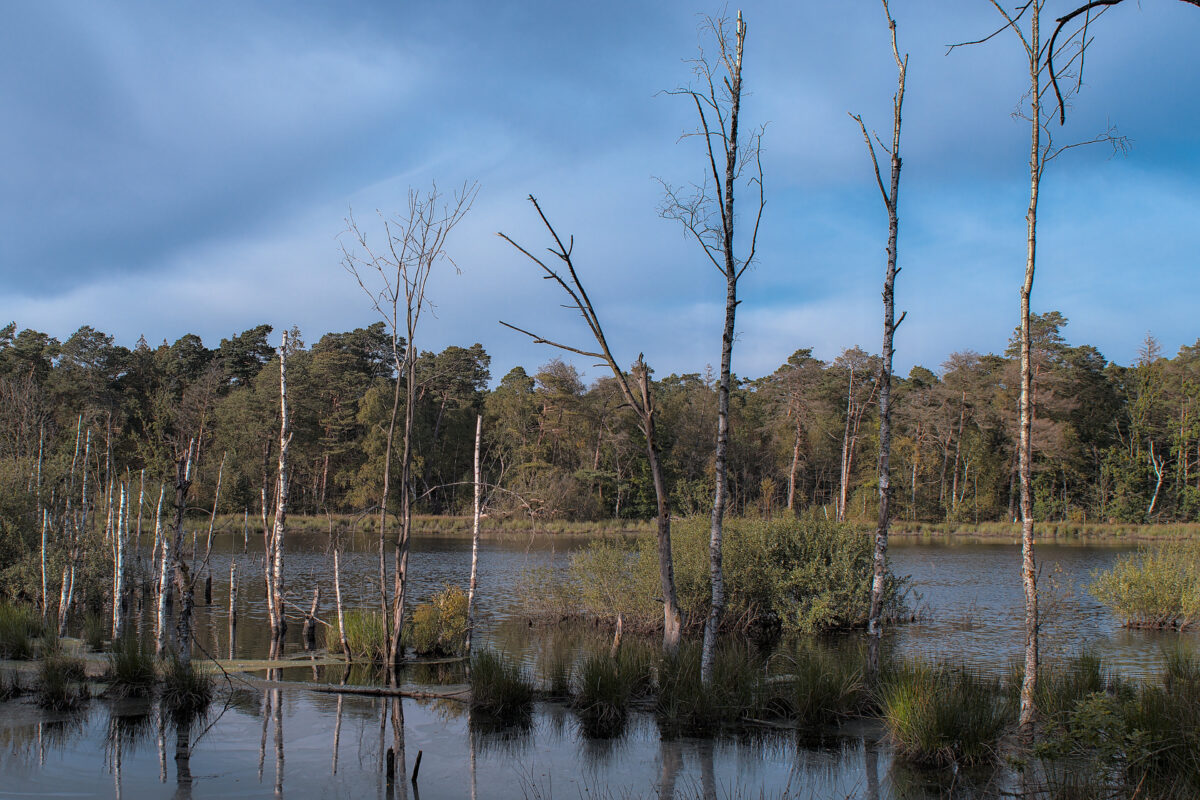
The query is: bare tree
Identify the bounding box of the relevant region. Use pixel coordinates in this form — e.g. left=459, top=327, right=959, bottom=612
left=342, top=181, right=477, bottom=670
left=951, top=0, right=1125, bottom=738
left=268, top=331, right=291, bottom=644
left=661, top=9, right=764, bottom=685
left=849, top=0, right=908, bottom=678
left=500, top=195, right=685, bottom=654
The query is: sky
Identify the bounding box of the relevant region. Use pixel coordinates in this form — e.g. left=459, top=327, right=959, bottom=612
left=3, top=0, right=1198, bottom=386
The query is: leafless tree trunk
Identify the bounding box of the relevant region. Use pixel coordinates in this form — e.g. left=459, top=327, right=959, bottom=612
left=270, top=332, right=291, bottom=642
left=203, top=452, right=226, bottom=569
left=465, top=415, right=482, bottom=658
left=154, top=484, right=169, bottom=656
left=661, top=10, right=764, bottom=685
left=850, top=0, right=907, bottom=679
left=228, top=559, right=238, bottom=660
left=171, top=440, right=195, bottom=664
left=500, top=197, right=685, bottom=654
left=112, top=482, right=127, bottom=639
left=342, top=182, right=477, bottom=671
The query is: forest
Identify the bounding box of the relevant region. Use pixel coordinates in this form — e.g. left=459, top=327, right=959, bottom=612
left=2, top=311, right=1195, bottom=558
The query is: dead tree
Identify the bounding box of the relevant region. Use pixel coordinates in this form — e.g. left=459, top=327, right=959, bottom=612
left=465, top=414, right=483, bottom=658
left=500, top=195, right=685, bottom=654
left=951, top=0, right=1125, bottom=739
left=268, top=331, right=291, bottom=643
left=342, top=181, right=477, bottom=670
left=171, top=440, right=195, bottom=665
left=661, top=9, right=764, bottom=685
left=849, top=0, right=908, bottom=679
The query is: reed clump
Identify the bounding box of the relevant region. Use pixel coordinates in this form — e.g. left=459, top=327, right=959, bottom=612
left=1089, top=541, right=1200, bottom=629
left=342, top=609, right=389, bottom=661
left=106, top=634, right=158, bottom=698
left=469, top=650, right=534, bottom=724
left=770, top=642, right=869, bottom=725
left=0, top=601, right=47, bottom=659
left=879, top=662, right=1011, bottom=767
left=161, top=656, right=213, bottom=716
left=573, top=647, right=654, bottom=738
left=655, top=641, right=767, bottom=736
left=36, top=650, right=90, bottom=711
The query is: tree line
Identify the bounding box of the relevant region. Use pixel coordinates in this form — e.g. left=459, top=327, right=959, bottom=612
left=2, top=313, right=1195, bottom=544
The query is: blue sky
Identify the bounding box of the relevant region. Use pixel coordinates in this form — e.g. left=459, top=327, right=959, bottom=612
left=3, top=1, right=1198, bottom=383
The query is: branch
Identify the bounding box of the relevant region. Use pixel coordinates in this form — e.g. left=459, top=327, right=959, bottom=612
left=849, top=112, right=889, bottom=207
left=946, top=0, right=1034, bottom=54
left=497, top=321, right=604, bottom=361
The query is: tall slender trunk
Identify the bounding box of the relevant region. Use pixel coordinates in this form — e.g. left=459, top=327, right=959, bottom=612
left=860, top=3, right=906, bottom=679
left=1017, top=4, right=1042, bottom=738
left=465, top=415, right=483, bottom=658
left=203, top=452, right=226, bottom=569
left=838, top=371, right=855, bottom=523
left=271, top=332, right=291, bottom=641
left=787, top=415, right=802, bottom=511
left=389, top=346, right=417, bottom=670
left=172, top=442, right=195, bottom=665
left=154, top=485, right=169, bottom=656
left=229, top=559, right=238, bottom=660
left=113, top=482, right=127, bottom=639
left=380, top=352, right=402, bottom=641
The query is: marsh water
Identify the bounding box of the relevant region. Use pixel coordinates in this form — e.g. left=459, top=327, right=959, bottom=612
left=2, top=532, right=1196, bottom=798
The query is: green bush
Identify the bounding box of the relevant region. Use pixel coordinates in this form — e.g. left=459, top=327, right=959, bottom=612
left=1090, top=541, right=1200, bottom=629
left=469, top=650, right=534, bottom=724
left=880, top=662, right=1012, bottom=767
left=519, top=517, right=911, bottom=636
left=106, top=635, right=157, bottom=698
left=343, top=609, right=389, bottom=662
left=0, top=601, right=47, bottom=659
left=409, top=585, right=469, bottom=657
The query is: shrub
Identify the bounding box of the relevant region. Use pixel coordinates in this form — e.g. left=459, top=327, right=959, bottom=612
left=519, top=517, right=911, bottom=636
left=469, top=650, right=534, bottom=724
left=0, top=601, right=47, bottom=659
left=409, top=585, right=469, bottom=657
left=343, top=609, right=389, bottom=662
left=37, top=651, right=89, bottom=711
left=106, top=635, right=157, bottom=698
left=880, top=662, right=1012, bottom=767
left=1090, top=541, right=1200, bottom=629
left=161, top=656, right=213, bottom=716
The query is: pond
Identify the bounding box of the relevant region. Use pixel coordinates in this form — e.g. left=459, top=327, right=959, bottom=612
left=2, top=531, right=1196, bottom=798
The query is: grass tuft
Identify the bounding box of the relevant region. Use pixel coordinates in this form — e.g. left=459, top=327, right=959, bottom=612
left=106, top=635, right=158, bottom=698
left=469, top=649, right=534, bottom=725
left=161, top=656, right=213, bottom=716
left=37, top=651, right=89, bottom=711
left=343, top=609, right=389, bottom=662
left=0, top=602, right=48, bottom=660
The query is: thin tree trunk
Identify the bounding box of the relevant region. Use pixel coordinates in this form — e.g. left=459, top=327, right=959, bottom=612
left=154, top=485, right=169, bottom=656
left=1017, top=4, right=1042, bottom=739
left=390, top=345, right=417, bottom=671
left=465, top=415, right=482, bottom=658
left=113, top=482, right=127, bottom=639
left=856, top=0, right=906, bottom=680
left=40, top=508, right=48, bottom=619
left=203, top=452, right=226, bottom=569
left=172, top=442, right=195, bottom=665
left=229, top=559, right=238, bottom=660
left=787, top=416, right=802, bottom=511
left=271, top=332, right=291, bottom=642
left=334, top=546, right=349, bottom=659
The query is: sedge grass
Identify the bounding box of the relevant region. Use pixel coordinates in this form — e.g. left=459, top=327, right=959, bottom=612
left=469, top=650, right=534, bottom=724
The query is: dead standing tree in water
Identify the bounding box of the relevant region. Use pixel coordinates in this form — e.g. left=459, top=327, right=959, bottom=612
left=660, top=9, right=764, bottom=685
left=342, top=182, right=478, bottom=672
left=500, top=195, right=685, bottom=654
left=951, top=0, right=1124, bottom=738
left=267, top=330, right=292, bottom=647
left=849, top=0, right=908, bottom=678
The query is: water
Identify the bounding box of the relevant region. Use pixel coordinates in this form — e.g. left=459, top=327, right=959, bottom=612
left=2, top=532, right=1197, bottom=798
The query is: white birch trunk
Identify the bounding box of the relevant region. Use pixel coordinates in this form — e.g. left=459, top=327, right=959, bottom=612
left=465, top=415, right=482, bottom=658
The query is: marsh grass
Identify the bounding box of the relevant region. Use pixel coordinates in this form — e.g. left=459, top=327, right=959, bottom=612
left=106, top=635, right=157, bottom=698
left=343, top=609, right=389, bottom=661
left=880, top=662, right=1011, bottom=767
left=37, top=651, right=90, bottom=711
left=0, top=671, right=24, bottom=700
left=769, top=642, right=869, bottom=725
left=82, top=613, right=107, bottom=652
left=0, top=602, right=47, bottom=659
left=573, top=647, right=654, bottom=738
left=470, top=650, right=534, bottom=725
left=161, top=656, right=213, bottom=716
left=655, top=641, right=767, bottom=736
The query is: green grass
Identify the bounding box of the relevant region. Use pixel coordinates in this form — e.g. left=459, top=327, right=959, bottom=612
left=0, top=602, right=48, bottom=660
left=769, top=641, right=869, bottom=726
left=573, top=647, right=653, bottom=738
left=161, top=656, right=213, bottom=716
left=469, top=650, right=534, bottom=724
left=879, top=662, right=1012, bottom=767
left=896, top=520, right=1200, bottom=541
left=106, top=635, right=158, bottom=698
left=342, top=609, right=389, bottom=661
left=81, top=613, right=107, bottom=652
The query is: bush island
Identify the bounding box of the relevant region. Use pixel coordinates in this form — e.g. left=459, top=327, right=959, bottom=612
left=408, top=585, right=469, bottom=656
left=518, top=517, right=910, bottom=635
left=1090, top=541, right=1200, bottom=629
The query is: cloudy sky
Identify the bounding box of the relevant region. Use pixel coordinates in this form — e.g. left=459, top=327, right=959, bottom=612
left=3, top=0, right=1198, bottom=384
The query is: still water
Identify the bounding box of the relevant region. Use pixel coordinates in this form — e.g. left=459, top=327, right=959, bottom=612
left=1, top=533, right=1195, bottom=798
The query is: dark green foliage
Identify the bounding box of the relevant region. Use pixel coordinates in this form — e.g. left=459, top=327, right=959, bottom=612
left=106, top=635, right=157, bottom=698
left=81, top=613, right=107, bottom=652
left=573, top=647, right=653, bottom=738
left=469, top=650, right=534, bottom=725
left=879, top=662, right=1012, bottom=767
left=37, top=651, right=89, bottom=711
left=0, top=601, right=47, bottom=659
left=770, top=641, right=869, bottom=725
left=161, top=656, right=213, bottom=716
